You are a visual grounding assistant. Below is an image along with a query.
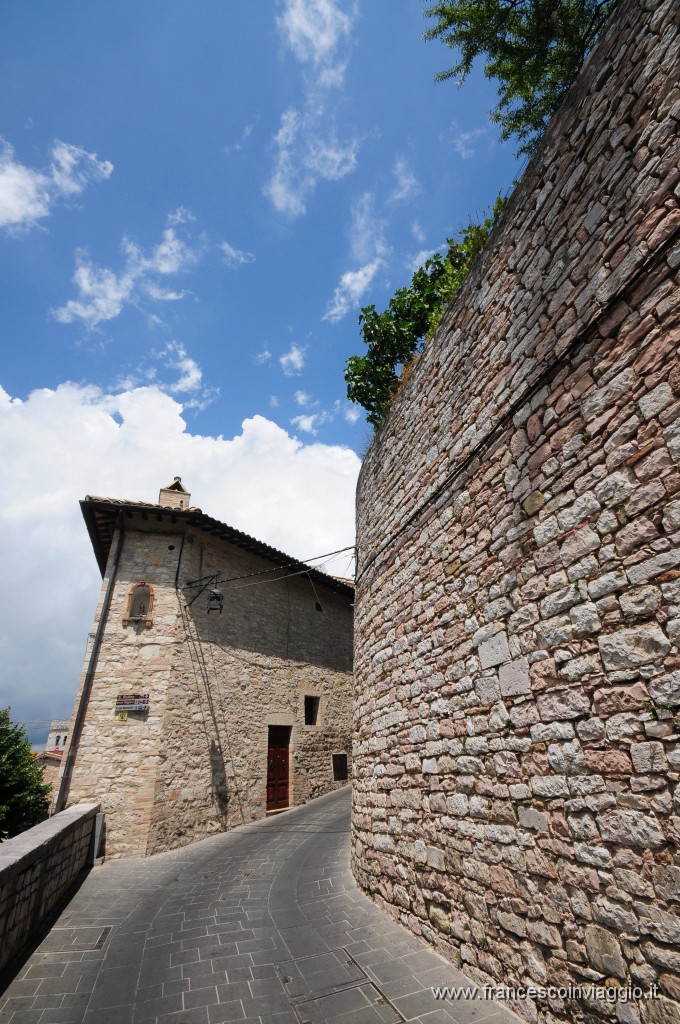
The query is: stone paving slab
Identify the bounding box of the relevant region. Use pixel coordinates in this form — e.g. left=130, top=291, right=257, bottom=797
left=0, top=789, right=521, bottom=1024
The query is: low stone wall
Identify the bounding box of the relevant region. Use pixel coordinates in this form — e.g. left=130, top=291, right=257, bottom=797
left=0, top=804, right=99, bottom=974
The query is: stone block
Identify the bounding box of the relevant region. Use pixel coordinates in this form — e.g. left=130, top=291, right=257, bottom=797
left=598, top=809, right=665, bottom=848
left=630, top=741, right=668, bottom=774
left=498, top=657, right=531, bottom=697
left=647, top=671, right=680, bottom=705
left=593, top=682, right=649, bottom=716
left=598, top=624, right=670, bottom=670
left=570, top=601, right=601, bottom=637
left=620, top=585, right=662, bottom=619
left=477, top=632, right=511, bottom=668
left=560, top=526, right=601, bottom=566
left=585, top=924, right=627, bottom=979
left=537, top=688, right=590, bottom=721
left=651, top=864, right=680, bottom=902
left=638, top=381, right=673, bottom=419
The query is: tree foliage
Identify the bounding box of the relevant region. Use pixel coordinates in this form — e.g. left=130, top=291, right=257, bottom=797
left=424, top=0, right=616, bottom=152
left=345, top=201, right=503, bottom=427
left=0, top=708, right=51, bottom=840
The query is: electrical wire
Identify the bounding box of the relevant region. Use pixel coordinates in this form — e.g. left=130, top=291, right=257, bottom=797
left=182, top=545, right=355, bottom=590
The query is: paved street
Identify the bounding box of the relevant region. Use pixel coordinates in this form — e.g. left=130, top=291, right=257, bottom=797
left=0, top=789, right=520, bottom=1024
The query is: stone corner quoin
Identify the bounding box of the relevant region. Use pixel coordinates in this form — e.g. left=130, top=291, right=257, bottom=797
left=352, top=0, right=680, bottom=1022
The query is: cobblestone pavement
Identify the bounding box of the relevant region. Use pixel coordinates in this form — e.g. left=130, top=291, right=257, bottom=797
left=0, top=789, right=521, bottom=1024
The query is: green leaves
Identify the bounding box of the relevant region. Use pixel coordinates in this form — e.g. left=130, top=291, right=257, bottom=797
left=345, top=202, right=503, bottom=428
left=424, top=0, right=615, bottom=152
left=0, top=708, right=51, bottom=840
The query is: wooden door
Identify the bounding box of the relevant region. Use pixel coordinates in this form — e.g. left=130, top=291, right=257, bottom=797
left=266, top=726, right=291, bottom=811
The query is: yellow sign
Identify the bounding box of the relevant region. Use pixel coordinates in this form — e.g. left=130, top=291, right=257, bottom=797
left=117, top=711, right=128, bottom=721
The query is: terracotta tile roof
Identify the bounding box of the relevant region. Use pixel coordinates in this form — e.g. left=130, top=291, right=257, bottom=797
left=80, top=495, right=354, bottom=596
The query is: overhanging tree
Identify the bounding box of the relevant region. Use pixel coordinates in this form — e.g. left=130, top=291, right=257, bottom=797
left=345, top=202, right=503, bottom=427
left=423, top=0, right=616, bottom=152
left=0, top=708, right=51, bottom=840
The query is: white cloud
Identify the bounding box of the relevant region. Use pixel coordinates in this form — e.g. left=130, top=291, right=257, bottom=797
left=407, top=248, right=438, bottom=272
left=294, top=390, right=312, bottom=406
left=324, top=259, right=383, bottom=323
left=113, top=340, right=218, bottom=412
left=389, top=156, right=419, bottom=203
left=412, top=220, right=426, bottom=244
left=324, top=192, right=387, bottom=322
left=291, top=410, right=331, bottom=435
left=442, top=125, right=491, bottom=160
left=349, top=192, right=386, bottom=264
left=221, top=240, right=255, bottom=267
left=167, top=206, right=196, bottom=225
left=270, top=395, right=280, bottom=407
left=254, top=349, right=272, bottom=365
left=264, top=107, right=359, bottom=217
left=161, top=342, right=205, bottom=394
left=225, top=120, right=258, bottom=156
left=265, top=1, right=360, bottom=216
left=279, top=343, right=306, bottom=375
left=0, top=382, right=360, bottom=744
left=343, top=404, right=361, bottom=424
left=276, top=0, right=355, bottom=79
left=52, top=221, right=197, bottom=328
left=0, top=138, right=112, bottom=232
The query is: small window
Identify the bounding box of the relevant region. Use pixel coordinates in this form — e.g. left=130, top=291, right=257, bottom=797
left=304, top=696, right=320, bottom=726
left=55, top=736, right=61, bottom=748
left=332, top=753, right=348, bottom=781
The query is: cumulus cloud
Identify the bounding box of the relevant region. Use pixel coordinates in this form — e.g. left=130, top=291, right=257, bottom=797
left=324, top=192, right=387, bottom=322
left=221, top=240, right=255, bottom=266
left=389, top=156, right=419, bottom=203
left=254, top=349, right=272, bottom=365
left=0, top=138, right=112, bottom=232
left=294, top=390, right=312, bottom=406
left=0, top=381, right=360, bottom=744
left=279, top=343, right=306, bottom=375
left=52, top=220, right=198, bottom=328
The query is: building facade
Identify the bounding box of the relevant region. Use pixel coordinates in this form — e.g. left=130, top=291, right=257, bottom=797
left=56, top=479, right=354, bottom=858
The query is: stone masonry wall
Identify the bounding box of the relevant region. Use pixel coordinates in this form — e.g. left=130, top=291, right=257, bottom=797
left=353, top=2, right=680, bottom=1023
left=0, top=804, right=99, bottom=974
left=61, top=517, right=353, bottom=858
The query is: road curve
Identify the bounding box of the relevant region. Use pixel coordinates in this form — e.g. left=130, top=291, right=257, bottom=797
left=1, top=788, right=520, bottom=1024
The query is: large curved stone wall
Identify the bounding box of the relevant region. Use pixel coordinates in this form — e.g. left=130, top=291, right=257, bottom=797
left=352, top=2, right=680, bottom=1022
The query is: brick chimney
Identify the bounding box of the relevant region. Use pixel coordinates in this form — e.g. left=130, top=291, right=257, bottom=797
left=159, top=476, right=191, bottom=510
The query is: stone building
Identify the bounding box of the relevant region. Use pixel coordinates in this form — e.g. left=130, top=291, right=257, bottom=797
left=37, top=720, right=69, bottom=791
left=56, top=478, right=354, bottom=858
left=353, top=1, right=680, bottom=1023
left=45, top=719, right=69, bottom=754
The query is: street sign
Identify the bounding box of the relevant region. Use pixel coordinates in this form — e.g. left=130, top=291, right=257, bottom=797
left=115, top=694, right=150, bottom=713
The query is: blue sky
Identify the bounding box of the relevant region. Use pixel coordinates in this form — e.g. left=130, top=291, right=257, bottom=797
left=0, top=0, right=519, bottom=744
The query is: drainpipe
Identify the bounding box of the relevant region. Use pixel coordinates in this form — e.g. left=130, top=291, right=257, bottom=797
left=55, top=511, right=125, bottom=813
